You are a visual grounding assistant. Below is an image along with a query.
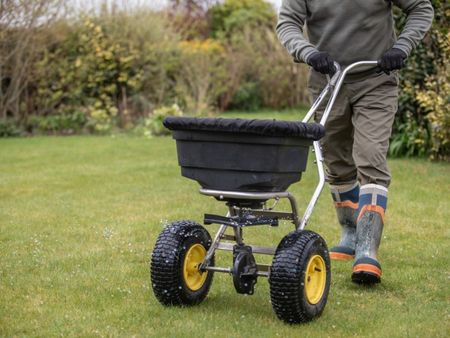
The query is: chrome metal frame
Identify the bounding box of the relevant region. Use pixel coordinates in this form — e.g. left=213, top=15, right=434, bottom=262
left=198, top=61, right=379, bottom=276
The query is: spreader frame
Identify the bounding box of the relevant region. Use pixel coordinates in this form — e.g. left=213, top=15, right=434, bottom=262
left=197, top=61, right=379, bottom=277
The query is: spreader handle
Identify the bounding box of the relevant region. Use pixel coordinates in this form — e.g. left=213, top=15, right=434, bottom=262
left=319, top=61, right=378, bottom=126
left=325, top=61, right=341, bottom=83
left=302, top=60, right=379, bottom=125
left=298, top=60, right=379, bottom=229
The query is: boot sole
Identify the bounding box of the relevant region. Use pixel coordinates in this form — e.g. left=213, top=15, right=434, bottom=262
left=352, top=264, right=382, bottom=284
left=330, top=252, right=354, bottom=261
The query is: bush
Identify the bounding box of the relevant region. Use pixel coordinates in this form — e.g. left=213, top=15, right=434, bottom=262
left=0, top=119, right=22, bottom=137
left=1, top=5, right=182, bottom=134
left=142, top=104, right=184, bottom=137
left=176, top=39, right=227, bottom=115
left=416, top=57, right=450, bottom=160
left=99, top=8, right=181, bottom=116
left=229, top=81, right=262, bottom=111
left=389, top=111, right=430, bottom=157
left=210, top=0, right=275, bottom=37
left=35, top=17, right=142, bottom=133
left=26, top=112, right=87, bottom=135
left=0, top=1, right=309, bottom=135
left=392, top=1, right=449, bottom=160
left=211, top=1, right=309, bottom=111
left=1, top=0, right=447, bottom=157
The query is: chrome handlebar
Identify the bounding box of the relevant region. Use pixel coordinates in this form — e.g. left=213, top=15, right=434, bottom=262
left=319, top=61, right=378, bottom=125
left=302, top=61, right=379, bottom=125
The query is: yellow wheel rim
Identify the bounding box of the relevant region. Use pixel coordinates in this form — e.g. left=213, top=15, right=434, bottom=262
left=183, top=243, right=208, bottom=291
left=304, top=255, right=326, bottom=305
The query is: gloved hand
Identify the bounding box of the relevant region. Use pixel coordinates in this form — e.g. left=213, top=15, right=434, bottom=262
left=378, top=48, right=407, bottom=74
left=307, top=51, right=336, bottom=74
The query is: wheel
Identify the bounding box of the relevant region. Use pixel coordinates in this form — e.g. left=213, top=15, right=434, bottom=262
left=269, top=230, right=331, bottom=323
left=150, top=220, right=214, bottom=306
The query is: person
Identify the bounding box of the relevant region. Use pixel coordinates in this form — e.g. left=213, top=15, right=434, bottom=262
left=276, top=0, right=434, bottom=284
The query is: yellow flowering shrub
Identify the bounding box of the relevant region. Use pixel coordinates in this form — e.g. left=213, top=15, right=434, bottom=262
left=34, top=17, right=143, bottom=133
left=143, top=104, right=184, bottom=137
left=179, top=39, right=224, bottom=55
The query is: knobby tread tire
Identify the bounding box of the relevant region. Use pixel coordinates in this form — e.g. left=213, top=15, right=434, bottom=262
left=150, top=220, right=214, bottom=306
left=269, top=230, right=331, bottom=324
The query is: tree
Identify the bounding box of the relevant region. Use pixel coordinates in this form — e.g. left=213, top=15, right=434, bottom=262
left=210, top=0, right=275, bottom=37
left=0, top=0, right=63, bottom=120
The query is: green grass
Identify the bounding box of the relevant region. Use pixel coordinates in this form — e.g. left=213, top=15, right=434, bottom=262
left=1, top=110, right=449, bottom=337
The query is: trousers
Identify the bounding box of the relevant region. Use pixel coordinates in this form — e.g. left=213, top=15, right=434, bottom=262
left=309, top=71, right=399, bottom=188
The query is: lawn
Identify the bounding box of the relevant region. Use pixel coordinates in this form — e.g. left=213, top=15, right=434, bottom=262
left=1, top=110, right=449, bottom=337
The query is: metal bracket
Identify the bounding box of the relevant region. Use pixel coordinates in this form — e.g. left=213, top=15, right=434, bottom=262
left=200, top=189, right=301, bottom=228
left=216, top=242, right=276, bottom=256
left=204, top=213, right=279, bottom=227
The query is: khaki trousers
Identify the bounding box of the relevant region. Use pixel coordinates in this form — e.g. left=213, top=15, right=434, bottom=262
left=309, top=71, right=399, bottom=188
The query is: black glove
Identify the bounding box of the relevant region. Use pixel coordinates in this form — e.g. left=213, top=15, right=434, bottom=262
left=378, top=48, right=407, bottom=74
left=307, top=52, right=336, bottom=74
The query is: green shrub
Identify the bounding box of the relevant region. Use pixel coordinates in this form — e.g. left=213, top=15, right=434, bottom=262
left=176, top=39, right=227, bottom=115
left=210, top=0, right=275, bottom=37
left=32, top=10, right=180, bottom=133
left=27, top=111, right=87, bottom=134
left=142, top=104, right=184, bottom=137
left=416, top=54, right=450, bottom=160
left=389, top=111, right=430, bottom=157
left=1, top=0, right=447, bottom=153
left=211, top=1, right=309, bottom=111
left=0, top=119, right=22, bottom=137
left=229, top=82, right=262, bottom=111
left=391, top=1, right=449, bottom=160
left=98, top=9, right=181, bottom=115
left=33, top=18, right=139, bottom=133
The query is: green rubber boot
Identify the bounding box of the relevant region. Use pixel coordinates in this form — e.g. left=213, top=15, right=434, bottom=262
left=329, top=183, right=359, bottom=261
left=352, top=184, right=387, bottom=284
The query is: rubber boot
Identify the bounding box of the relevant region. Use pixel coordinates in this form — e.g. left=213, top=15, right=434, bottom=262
left=352, top=184, right=387, bottom=284
left=329, top=182, right=359, bottom=261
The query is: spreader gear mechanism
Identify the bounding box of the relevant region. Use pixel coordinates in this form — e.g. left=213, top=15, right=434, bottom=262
left=232, top=245, right=258, bottom=295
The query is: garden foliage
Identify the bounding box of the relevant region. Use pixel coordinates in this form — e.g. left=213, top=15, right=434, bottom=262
left=35, top=18, right=141, bottom=133
left=392, top=0, right=449, bottom=160
left=0, top=0, right=448, bottom=160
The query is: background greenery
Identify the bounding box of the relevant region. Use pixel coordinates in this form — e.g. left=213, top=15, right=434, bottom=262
left=0, top=0, right=448, bottom=160
left=1, top=110, right=449, bottom=337
left=392, top=1, right=449, bottom=160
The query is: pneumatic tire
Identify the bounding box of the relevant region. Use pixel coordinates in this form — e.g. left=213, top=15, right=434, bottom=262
left=150, top=220, right=214, bottom=306
left=269, top=230, right=331, bottom=323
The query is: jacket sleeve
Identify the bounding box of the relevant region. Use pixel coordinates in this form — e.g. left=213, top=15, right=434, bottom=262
left=276, top=0, right=318, bottom=63
left=392, top=0, right=434, bottom=56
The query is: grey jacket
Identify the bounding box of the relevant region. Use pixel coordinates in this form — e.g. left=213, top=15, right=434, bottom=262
left=276, top=0, right=434, bottom=68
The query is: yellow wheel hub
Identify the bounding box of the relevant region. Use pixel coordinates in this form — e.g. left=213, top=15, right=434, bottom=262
left=183, top=243, right=208, bottom=291
left=304, top=255, right=326, bottom=304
